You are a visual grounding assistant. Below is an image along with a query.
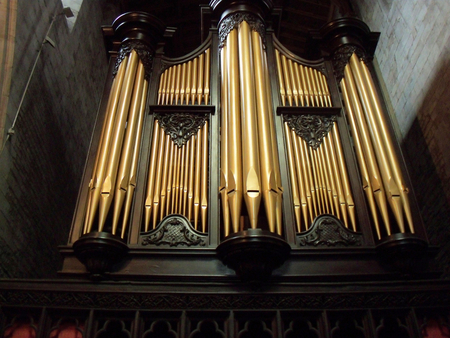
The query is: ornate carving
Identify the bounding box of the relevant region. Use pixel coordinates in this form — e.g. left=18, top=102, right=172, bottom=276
left=332, top=44, right=365, bottom=82
left=141, top=215, right=207, bottom=247
left=155, top=113, right=207, bottom=147
left=113, top=41, right=153, bottom=81
left=297, top=215, right=362, bottom=247
left=218, top=13, right=266, bottom=48
left=284, top=114, right=337, bottom=149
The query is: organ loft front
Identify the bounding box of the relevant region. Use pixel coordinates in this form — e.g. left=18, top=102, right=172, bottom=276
left=2, top=1, right=450, bottom=337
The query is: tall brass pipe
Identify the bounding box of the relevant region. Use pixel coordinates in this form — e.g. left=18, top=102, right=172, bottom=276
left=360, top=58, right=414, bottom=233
left=304, top=65, right=314, bottom=106
left=152, top=131, right=169, bottom=227
left=275, top=49, right=286, bottom=106
left=220, top=46, right=231, bottom=236
left=295, top=134, right=314, bottom=225
left=178, top=142, right=187, bottom=214
left=165, top=142, right=175, bottom=217
left=170, top=66, right=177, bottom=104
left=158, top=70, right=165, bottom=105
left=187, top=134, right=196, bottom=220
left=285, top=123, right=302, bottom=231
left=121, top=79, right=148, bottom=238
left=309, top=67, right=319, bottom=107
left=226, top=28, right=243, bottom=233
left=281, top=54, right=293, bottom=106
left=204, top=49, right=211, bottom=104
left=341, top=78, right=381, bottom=238
left=191, top=57, right=198, bottom=105
left=313, top=147, right=328, bottom=213
left=181, top=139, right=191, bottom=215
left=293, top=63, right=304, bottom=106
left=159, top=133, right=172, bottom=221
left=112, top=60, right=146, bottom=235
left=309, top=147, right=324, bottom=214
left=193, top=128, right=203, bottom=229
left=172, top=146, right=181, bottom=214
left=164, top=66, right=172, bottom=105
left=314, top=69, right=324, bottom=107
left=322, top=135, right=341, bottom=219
left=299, top=65, right=310, bottom=107
left=321, top=74, right=332, bottom=107
left=185, top=60, right=192, bottom=104
left=84, top=55, right=129, bottom=234
left=144, top=121, right=162, bottom=231
left=288, top=58, right=299, bottom=106
left=98, top=51, right=139, bottom=231
left=319, top=145, right=334, bottom=215
left=252, top=30, right=279, bottom=233
left=175, top=64, right=181, bottom=105
left=201, top=121, right=208, bottom=232
left=197, top=53, right=204, bottom=105
left=331, top=125, right=356, bottom=230
left=300, top=137, right=318, bottom=219
left=344, top=63, right=391, bottom=235
left=180, top=63, right=187, bottom=105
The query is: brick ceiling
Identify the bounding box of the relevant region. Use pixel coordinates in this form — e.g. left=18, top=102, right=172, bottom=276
left=117, top=0, right=332, bottom=58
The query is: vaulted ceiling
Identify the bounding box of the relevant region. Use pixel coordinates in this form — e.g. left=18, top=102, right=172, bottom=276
left=116, top=0, right=333, bottom=58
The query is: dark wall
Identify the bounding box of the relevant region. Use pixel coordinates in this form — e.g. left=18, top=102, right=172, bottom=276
left=0, top=0, right=118, bottom=278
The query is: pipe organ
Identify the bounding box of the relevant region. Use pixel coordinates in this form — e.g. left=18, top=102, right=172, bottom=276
left=65, top=0, right=432, bottom=283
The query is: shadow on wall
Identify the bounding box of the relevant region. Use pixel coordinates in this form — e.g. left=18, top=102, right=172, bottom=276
left=401, top=54, right=450, bottom=278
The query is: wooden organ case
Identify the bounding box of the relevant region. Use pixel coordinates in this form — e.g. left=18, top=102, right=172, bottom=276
left=3, top=1, right=450, bottom=338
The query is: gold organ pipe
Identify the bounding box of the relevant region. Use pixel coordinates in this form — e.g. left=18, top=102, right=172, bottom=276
left=121, top=79, right=148, bottom=238
left=294, top=134, right=313, bottom=225
left=304, top=66, right=314, bottom=107
left=187, top=134, right=196, bottom=220
left=314, top=69, right=324, bottom=107
left=238, top=21, right=262, bottom=229
left=201, top=121, right=208, bottom=232
left=299, top=65, right=310, bottom=107
left=112, top=60, right=146, bottom=235
left=331, top=125, right=356, bottom=231
left=144, top=121, right=161, bottom=231
left=204, top=49, right=211, bottom=104
left=275, top=49, right=286, bottom=106
left=197, top=53, right=204, bottom=105
left=285, top=123, right=302, bottom=231
left=165, top=142, right=175, bottom=217
left=293, top=63, right=304, bottom=106
left=344, top=63, right=391, bottom=235
left=185, top=60, right=192, bottom=104
left=349, top=54, right=404, bottom=232
left=227, top=28, right=243, bottom=233
left=263, top=50, right=283, bottom=234
left=314, top=148, right=329, bottom=213
left=159, top=133, right=172, bottom=221
left=175, top=64, right=181, bottom=105
left=181, top=139, right=190, bottom=215
left=178, top=142, right=187, bottom=214
left=322, top=135, right=341, bottom=219
left=281, top=54, right=293, bottom=106
left=152, top=131, right=169, bottom=227
left=164, top=66, right=172, bottom=105
left=319, top=145, right=334, bottom=215
left=172, top=146, right=181, bottom=213
left=190, top=57, right=198, bottom=104
left=309, top=67, right=319, bottom=107
left=158, top=70, right=165, bottom=105
left=288, top=58, right=299, bottom=106
left=309, top=147, right=324, bottom=214
left=193, top=128, right=203, bottom=229
left=180, top=63, right=187, bottom=105
left=300, top=137, right=318, bottom=219
left=341, top=77, right=382, bottom=238
left=98, top=50, right=139, bottom=231
left=220, top=46, right=230, bottom=236
left=360, top=59, right=414, bottom=233
left=84, top=55, right=129, bottom=234
left=170, top=65, right=177, bottom=105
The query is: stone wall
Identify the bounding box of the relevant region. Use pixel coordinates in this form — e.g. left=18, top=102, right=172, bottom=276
left=353, top=0, right=450, bottom=276
left=0, top=0, right=116, bottom=277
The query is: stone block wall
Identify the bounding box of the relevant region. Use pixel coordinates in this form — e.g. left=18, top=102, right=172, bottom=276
left=353, top=0, right=450, bottom=276
left=0, top=0, right=116, bottom=277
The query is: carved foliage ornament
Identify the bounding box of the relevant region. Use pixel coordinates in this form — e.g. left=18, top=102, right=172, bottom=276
left=141, top=215, right=207, bottom=247
left=113, top=41, right=153, bottom=81
left=218, top=13, right=266, bottom=48
left=297, top=215, right=362, bottom=247
left=284, top=114, right=337, bottom=149
left=332, top=44, right=365, bottom=82
left=156, top=113, right=207, bottom=147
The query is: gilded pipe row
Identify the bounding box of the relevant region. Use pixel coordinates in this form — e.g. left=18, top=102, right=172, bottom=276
left=158, top=49, right=211, bottom=105
left=220, top=21, right=283, bottom=236
left=341, top=53, right=414, bottom=239
left=143, top=122, right=209, bottom=233
left=275, top=49, right=332, bottom=107
left=284, top=122, right=356, bottom=232
left=83, top=50, right=148, bottom=239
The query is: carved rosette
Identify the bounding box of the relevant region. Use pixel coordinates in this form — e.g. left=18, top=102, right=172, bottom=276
left=113, top=41, right=153, bottom=80
left=141, top=215, right=207, bottom=247
left=297, top=215, right=362, bottom=247
left=218, top=13, right=266, bottom=48
left=332, top=45, right=365, bottom=82
left=155, top=113, right=208, bottom=147
left=284, top=114, right=337, bottom=150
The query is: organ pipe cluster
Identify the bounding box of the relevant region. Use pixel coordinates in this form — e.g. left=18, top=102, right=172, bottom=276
left=158, top=49, right=211, bottom=105
left=83, top=50, right=148, bottom=239
left=341, top=53, right=414, bottom=239
left=220, top=20, right=283, bottom=236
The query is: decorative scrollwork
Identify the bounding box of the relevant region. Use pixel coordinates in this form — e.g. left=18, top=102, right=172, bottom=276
left=332, top=44, right=365, bottom=82
left=113, top=41, right=153, bottom=80
left=284, top=114, right=337, bottom=149
left=155, top=113, right=207, bottom=147
left=297, top=215, right=362, bottom=247
left=141, top=215, right=207, bottom=247
left=218, top=13, right=266, bottom=48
